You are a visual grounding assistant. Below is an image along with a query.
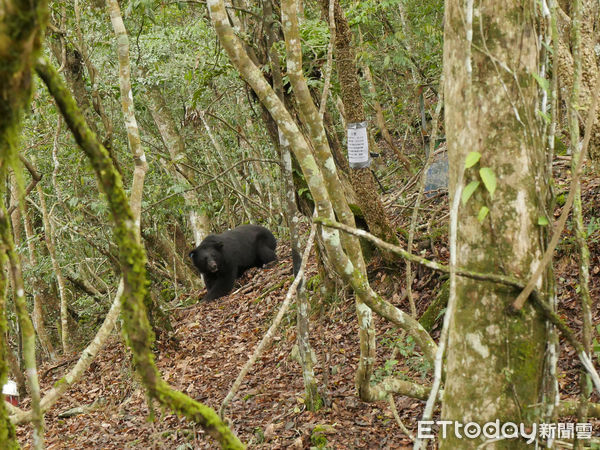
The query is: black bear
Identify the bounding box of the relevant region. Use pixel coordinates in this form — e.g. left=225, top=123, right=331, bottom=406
left=189, top=224, right=277, bottom=301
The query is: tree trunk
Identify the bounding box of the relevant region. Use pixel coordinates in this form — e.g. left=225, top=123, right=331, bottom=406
left=567, top=1, right=593, bottom=441
left=441, top=1, right=549, bottom=448
left=5, top=344, right=27, bottom=398
left=555, top=2, right=600, bottom=163
left=23, top=201, right=57, bottom=361
left=147, top=85, right=210, bottom=245
left=321, top=0, right=401, bottom=257
left=265, top=0, right=321, bottom=410
left=1, top=208, right=45, bottom=448
left=37, top=184, right=71, bottom=354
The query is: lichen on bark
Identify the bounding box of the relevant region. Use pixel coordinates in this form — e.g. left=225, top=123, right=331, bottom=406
left=441, top=1, right=549, bottom=448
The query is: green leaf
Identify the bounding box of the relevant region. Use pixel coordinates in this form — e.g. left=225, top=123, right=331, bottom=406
left=537, top=109, right=551, bottom=125
left=464, top=151, right=481, bottom=169
left=541, top=40, right=554, bottom=55
left=538, top=216, right=549, bottom=226
left=477, top=206, right=489, bottom=222
left=461, top=181, right=480, bottom=205
left=479, top=167, right=497, bottom=198
left=532, top=72, right=550, bottom=94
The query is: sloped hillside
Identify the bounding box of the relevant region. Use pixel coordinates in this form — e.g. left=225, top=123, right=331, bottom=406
left=16, top=172, right=600, bottom=449
left=17, top=247, right=422, bottom=448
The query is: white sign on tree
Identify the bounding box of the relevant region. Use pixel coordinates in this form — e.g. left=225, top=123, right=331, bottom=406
left=347, top=121, right=370, bottom=168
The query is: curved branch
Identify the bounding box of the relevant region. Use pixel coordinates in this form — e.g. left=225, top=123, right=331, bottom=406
left=512, top=75, right=600, bottom=310
left=315, top=216, right=600, bottom=395
left=313, top=216, right=527, bottom=289
left=35, top=57, right=244, bottom=449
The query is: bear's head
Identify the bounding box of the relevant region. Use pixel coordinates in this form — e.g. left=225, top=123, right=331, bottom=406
left=189, top=238, right=224, bottom=274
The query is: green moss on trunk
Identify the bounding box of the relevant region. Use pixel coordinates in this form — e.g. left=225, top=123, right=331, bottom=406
left=36, top=58, right=244, bottom=449
left=419, top=279, right=449, bottom=332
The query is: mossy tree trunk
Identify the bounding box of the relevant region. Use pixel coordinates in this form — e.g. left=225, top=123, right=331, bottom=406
left=0, top=0, right=49, bottom=445
left=318, top=0, right=401, bottom=260
left=208, top=0, right=438, bottom=410
left=36, top=56, right=244, bottom=449
left=441, top=1, right=549, bottom=448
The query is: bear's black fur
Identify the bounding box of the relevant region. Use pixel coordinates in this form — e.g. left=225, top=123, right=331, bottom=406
left=189, top=224, right=277, bottom=301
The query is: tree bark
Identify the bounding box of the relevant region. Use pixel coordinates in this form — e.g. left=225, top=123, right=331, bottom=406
left=441, top=1, right=549, bottom=448
left=23, top=197, right=57, bottom=361
left=147, top=85, right=210, bottom=246
left=37, top=183, right=70, bottom=354
left=320, top=0, right=401, bottom=258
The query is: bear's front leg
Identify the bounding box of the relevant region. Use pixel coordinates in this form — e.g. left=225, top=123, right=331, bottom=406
left=202, top=272, right=236, bottom=301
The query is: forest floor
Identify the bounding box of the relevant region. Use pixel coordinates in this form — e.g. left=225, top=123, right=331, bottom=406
left=15, top=160, right=600, bottom=449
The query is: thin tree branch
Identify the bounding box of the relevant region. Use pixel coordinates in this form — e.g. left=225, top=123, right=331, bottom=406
left=512, top=75, right=600, bottom=311
left=314, top=216, right=526, bottom=289
left=219, top=224, right=316, bottom=418
left=7, top=156, right=43, bottom=216
left=142, top=158, right=281, bottom=212
left=314, top=216, right=600, bottom=396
